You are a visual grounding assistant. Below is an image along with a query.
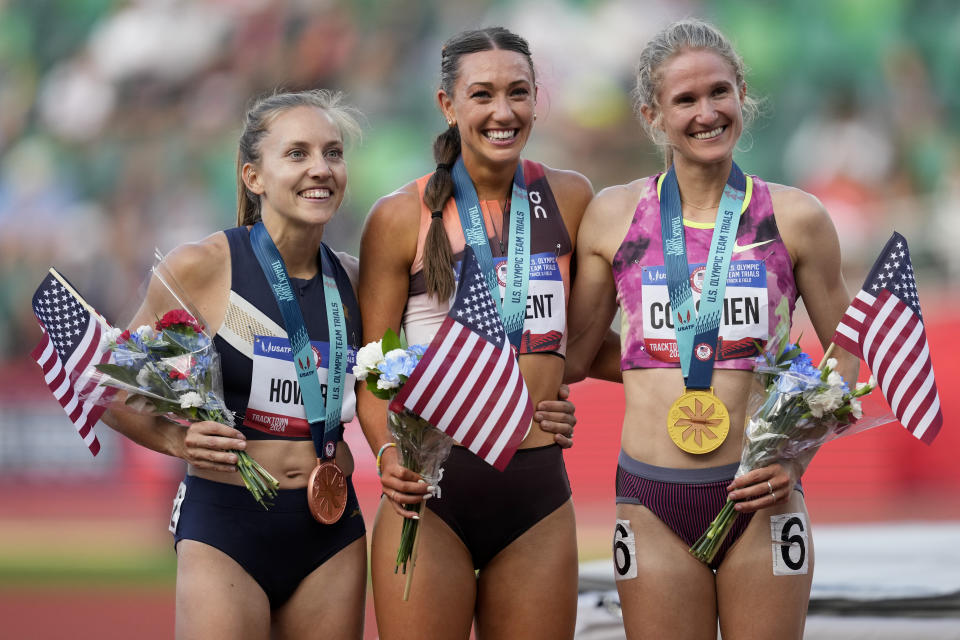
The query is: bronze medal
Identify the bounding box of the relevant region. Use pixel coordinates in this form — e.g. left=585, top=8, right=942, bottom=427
left=307, top=458, right=347, bottom=524
left=667, top=388, right=730, bottom=454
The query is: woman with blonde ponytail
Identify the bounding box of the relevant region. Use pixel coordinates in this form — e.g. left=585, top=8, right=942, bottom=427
left=101, top=89, right=372, bottom=639
left=357, top=26, right=592, bottom=640
left=564, top=19, right=858, bottom=639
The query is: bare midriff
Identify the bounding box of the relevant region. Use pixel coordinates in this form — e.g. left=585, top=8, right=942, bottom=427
left=190, top=439, right=355, bottom=489
left=621, top=367, right=754, bottom=468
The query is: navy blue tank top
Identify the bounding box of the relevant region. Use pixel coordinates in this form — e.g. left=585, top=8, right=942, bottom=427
left=214, top=226, right=362, bottom=441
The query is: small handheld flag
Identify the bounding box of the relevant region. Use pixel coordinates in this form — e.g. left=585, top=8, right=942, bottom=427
left=30, top=269, right=116, bottom=455
left=832, top=232, right=942, bottom=443
left=390, top=247, right=532, bottom=470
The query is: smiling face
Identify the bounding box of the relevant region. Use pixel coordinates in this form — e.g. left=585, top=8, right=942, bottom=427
left=438, top=48, right=536, bottom=170
left=643, top=48, right=746, bottom=167
left=242, top=105, right=346, bottom=229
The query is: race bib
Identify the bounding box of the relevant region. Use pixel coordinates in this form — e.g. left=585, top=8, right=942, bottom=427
left=641, top=259, right=769, bottom=363
left=169, top=481, right=186, bottom=534
left=613, top=519, right=638, bottom=581
left=770, top=512, right=809, bottom=575
left=245, top=335, right=357, bottom=437
left=493, top=251, right=566, bottom=354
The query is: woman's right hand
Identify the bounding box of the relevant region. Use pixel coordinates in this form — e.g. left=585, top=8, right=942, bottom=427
left=378, top=445, right=432, bottom=519
left=179, top=420, right=247, bottom=472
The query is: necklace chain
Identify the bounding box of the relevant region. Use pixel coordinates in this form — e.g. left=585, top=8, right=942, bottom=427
left=490, top=196, right=509, bottom=254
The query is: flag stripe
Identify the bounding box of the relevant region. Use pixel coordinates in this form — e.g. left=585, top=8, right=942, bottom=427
left=876, top=315, right=922, bottom=395
left=453, top=340, right=508, bottom=445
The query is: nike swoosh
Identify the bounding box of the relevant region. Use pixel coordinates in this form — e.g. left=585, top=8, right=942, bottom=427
left=732, top=239, right=775, bottom=254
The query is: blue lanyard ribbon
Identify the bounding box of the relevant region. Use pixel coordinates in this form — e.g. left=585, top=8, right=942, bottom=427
left=249, top=222, right=347, bottom=459
left=659, top=163, right=746, bottom=389
left=450, top=156, right=530, bottom=348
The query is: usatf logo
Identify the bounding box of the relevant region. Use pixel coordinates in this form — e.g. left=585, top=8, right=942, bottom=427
left=298, top=353, right=312, bottom=371
left=695, top=343, right=713, bottom=361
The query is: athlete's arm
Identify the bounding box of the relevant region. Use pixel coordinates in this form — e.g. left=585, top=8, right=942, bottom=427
left=727, top=186, right=859, bottom=513
left=357, top=185, right=430, bottom=518
left=101, top=235, right=246, bottom=472
left=564, top=186, right=629, bottom=384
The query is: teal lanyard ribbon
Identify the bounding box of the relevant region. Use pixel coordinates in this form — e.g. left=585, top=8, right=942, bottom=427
left=659, top=163, right=746, bottom=388
left=451, top=156, right=530, bottom=349
left=249, top=222, right=346, bottom=459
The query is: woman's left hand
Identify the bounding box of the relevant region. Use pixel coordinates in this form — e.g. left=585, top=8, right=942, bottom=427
left=727, top=461, right=801, bottom=514
left=536, top=384, right=577, bottom=448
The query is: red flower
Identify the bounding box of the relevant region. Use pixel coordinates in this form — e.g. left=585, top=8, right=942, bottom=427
left=155, top=309, right=203, bottom=333
left=118, top=330, right=131, bottom=343
left=168, top=370, right=188, bottom=380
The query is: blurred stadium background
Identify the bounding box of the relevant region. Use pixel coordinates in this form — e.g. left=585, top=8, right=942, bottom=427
left=1, top=0, right=958, bottom=638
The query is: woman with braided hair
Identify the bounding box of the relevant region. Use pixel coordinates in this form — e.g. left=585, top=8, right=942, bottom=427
left=357, top=26, right=592, bottom=640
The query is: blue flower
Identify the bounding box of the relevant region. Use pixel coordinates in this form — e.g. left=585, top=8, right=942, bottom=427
left=408, top=344, right=428, bottom=358
left=378, top=348, right=420, bottom=388
left=776, top=351, right=821, bottom=394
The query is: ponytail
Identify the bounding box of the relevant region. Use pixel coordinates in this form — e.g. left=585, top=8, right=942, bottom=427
left=421, top=125, right=461, bottom=300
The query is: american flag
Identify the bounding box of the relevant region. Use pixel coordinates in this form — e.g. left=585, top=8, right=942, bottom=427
left=390, top=248, right=532, bottom=470
left=30, top=269, right=116, bottom=455
left=832, top=232, right=942, bottom=444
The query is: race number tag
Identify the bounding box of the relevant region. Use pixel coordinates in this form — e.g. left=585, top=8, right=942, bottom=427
left=770, top=512, right=809, bottom=575
left=169, top=481, right=187, bottom=534
left=641, top=260, right=769, bottom=363
left=613, top=519, right=638, bottom=581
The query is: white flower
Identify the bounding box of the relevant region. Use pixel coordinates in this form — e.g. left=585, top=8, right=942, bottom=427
left=356, top=340, right=385, bottom=373
left=178, top=391, right=205, bottom=409
left=101, top=327, right=122, bottom=346
left=825, top=357, right=838, bottom=372
left=135, top=325, right=155, bottom=340
left=849, top=397, right=863, bottom=420
left=806, top=386, right=844, bottom=417
left=376, top=377, right=399, bottom=390
left=136, top=368, right=153, bottom=388
left=826, top=371, right=845, bottom=390
left=352, top=364, right=368, bottom=381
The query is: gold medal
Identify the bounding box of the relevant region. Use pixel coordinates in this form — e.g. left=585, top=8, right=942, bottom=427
left=307, top=459, right=347, bottom=524
left=667, top=388, right=729, bottom=454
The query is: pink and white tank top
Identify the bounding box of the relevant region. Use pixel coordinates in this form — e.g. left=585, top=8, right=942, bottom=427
left=613, top=173, right=797, bottom=371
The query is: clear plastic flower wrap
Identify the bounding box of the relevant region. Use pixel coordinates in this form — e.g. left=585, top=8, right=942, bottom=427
left=690, top=299, right=894, bottom=565
left=387, top=409, right=453, bottom=576
left=82, top=254, right=278, bottom=508
left=354, top=328, right=454, bottom=600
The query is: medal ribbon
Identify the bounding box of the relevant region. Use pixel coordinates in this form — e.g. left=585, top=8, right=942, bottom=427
left=249, top=222, right=347, bottom=460
left=659, top=163, right=746, bottom=388
left=451, top=156, right=530, bottom=348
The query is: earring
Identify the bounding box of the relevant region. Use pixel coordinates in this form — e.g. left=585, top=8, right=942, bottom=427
left=534, top=113, right=538, bottom=121
left=447, top=119, right=455, bottom=127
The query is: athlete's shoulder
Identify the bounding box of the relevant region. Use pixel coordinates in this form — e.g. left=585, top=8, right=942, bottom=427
left=591, top=176, right=652, bottom=212
left=163, top=230, right=230, bottom=278
left=539, top=163, right=594, bottom=202
left=766, top=182, right=831, bottom=229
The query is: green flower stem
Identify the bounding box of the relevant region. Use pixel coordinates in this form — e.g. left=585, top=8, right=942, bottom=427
left=690, top=498, right=739, bottom=564
left=206, top=408, right=279, bottom=509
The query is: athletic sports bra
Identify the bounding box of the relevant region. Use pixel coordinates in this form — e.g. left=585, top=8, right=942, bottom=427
left=403, top=160, right=572, bottom=356
left=214, top=226, right=361, bottom=440
left=612, top=173, right=797, bottom=371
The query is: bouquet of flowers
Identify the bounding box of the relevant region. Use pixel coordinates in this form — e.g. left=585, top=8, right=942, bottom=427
left=93, top=311, right=279, bottom=508
left=84, top=257, right=279, bottom=508
left=353, top=328, right=453, bottom=600
left=689, top=300, right=880, bottom=565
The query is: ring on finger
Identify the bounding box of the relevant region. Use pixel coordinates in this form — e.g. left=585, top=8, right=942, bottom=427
left=766, top=480, right=775, bottom=498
